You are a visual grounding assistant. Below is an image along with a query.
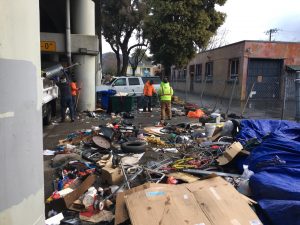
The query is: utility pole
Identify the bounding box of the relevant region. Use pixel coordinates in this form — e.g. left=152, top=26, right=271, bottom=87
left=265, top=28, right=279, bottom=41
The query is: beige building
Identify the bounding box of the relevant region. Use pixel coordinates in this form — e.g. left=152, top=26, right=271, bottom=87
left=126, top=62, right=156, bottom=76
left=171, top=41, right=300, bottom=100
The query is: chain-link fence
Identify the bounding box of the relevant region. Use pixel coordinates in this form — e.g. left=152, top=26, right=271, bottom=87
left=172, top=75, right=298, bottom=121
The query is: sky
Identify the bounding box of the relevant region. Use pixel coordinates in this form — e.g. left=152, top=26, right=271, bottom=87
left=101, top=0, right=300, bottom=53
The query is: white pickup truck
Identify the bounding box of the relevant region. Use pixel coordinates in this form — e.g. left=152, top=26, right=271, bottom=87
left=96, top=76, right=161, bottom=95
left=42, top=78, right=58, bottom=125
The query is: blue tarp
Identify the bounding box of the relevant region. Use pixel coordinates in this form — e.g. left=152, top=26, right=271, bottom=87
left=236, top=120, right=300, bottom=225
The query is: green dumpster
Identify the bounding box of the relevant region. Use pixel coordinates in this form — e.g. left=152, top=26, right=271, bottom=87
left=109, top=96, right=135, bottom=112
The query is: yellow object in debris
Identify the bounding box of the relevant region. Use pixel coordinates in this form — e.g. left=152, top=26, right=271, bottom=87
left=146, top=136, right=166, bottom=146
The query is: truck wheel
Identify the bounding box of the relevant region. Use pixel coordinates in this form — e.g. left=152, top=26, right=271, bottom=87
left=43, top=104, right=52, bottom=125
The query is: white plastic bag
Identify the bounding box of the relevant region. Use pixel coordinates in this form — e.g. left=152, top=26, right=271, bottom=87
left=238, top=165, right=254, bottom=196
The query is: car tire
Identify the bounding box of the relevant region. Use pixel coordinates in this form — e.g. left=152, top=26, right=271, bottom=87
left=121, top=141, right=147, bottom=153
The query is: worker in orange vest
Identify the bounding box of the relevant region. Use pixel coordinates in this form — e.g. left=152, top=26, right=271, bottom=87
left=70, top=78, right=80, bottom=112
left=143, top=80, right=156, bottom=112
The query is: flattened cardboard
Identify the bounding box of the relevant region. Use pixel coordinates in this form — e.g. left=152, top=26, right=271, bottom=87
left=193, top=183, right=261, bottom=225
left=125, top=185, right=211, bottom=225
left=124, top=177, right=261, bottom=225
left=217, top=141, right=243, bottom=165
left=115, top=183, right=169, bottom=225
left=115, top=184, right=151, bottom=225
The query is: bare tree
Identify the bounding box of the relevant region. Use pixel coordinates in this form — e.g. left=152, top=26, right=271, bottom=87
left=200, top=28, right=229, bottom=52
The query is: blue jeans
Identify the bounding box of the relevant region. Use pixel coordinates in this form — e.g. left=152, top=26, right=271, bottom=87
left=143, top=96, right=152, bottom=112
left=61, top=97, right=74, bottom=121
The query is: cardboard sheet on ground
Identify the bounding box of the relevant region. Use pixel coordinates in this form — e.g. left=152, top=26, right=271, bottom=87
left=124, top=177, right=261, bottom=225
left=115, top=183, right=169, bottom=225
left=191, top=178, right=261, bottom=225
left=125, top=185, right=211, bottom=225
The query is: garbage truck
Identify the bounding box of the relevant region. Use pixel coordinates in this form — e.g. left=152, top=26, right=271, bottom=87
left=42, top=77, right=58, bottom=125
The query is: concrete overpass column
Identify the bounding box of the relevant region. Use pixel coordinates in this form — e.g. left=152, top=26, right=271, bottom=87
left=72, top=0, right=96, bottom=111
left=0, top=0, right=44, bottom=225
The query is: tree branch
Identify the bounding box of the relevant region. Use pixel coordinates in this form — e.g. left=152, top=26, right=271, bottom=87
left=128, top=42, right=148, bottom=54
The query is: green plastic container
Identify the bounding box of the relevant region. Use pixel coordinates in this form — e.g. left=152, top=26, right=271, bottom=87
left=110, top=96, right=135, bottom=112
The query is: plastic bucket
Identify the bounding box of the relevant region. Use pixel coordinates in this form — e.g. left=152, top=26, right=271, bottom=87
left=205, top=123, right=216, bottom=137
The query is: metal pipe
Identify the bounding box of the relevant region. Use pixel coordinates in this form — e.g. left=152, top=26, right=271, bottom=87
left=182, top=169, right=240, bottom=178
left=200, top=77, right=207, bottom=107
left=66, top=0, right=72, bottom=66
left=213, top=82, right=227, bottom=111
left=225, top=77, right=238, bottom=118
left=281, top=76, right=287, bottom=120
left=241, top=81, right=255, bottom=118
left=120, top=162, right=130, bottom=189
left=295, top=71, right=300, bottom=121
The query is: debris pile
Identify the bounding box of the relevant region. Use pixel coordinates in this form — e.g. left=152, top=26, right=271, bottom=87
left=44, top=102, right=300, bottom=225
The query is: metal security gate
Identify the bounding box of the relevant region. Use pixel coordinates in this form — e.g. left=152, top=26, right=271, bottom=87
left=247, top=59, right=283, bottom=99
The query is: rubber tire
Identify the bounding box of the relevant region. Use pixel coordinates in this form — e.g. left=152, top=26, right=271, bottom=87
left=121, top=141, right=147, bottom=153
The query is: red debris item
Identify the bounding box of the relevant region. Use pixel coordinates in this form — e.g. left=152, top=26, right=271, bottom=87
left=211, top=145, right=220, bottom=150
left=167, top=176, right=178, bottom=185
left=51, top=191, right=61, bottom=200
left=78, top=168, right=95, bottom=177
left=80, top=205, right=96, bottom=217
left=187, top=109, right=205, bottom=118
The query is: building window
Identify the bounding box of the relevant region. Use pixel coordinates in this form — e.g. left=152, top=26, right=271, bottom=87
left=205, top=62, right=213, bottom=81
left=195, top=64, right=202, bottom=81
left=229, top=58, right=239, bottom=80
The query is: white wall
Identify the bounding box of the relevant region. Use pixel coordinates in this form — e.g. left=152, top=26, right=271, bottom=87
left=0, top=0, right=45, bottom=224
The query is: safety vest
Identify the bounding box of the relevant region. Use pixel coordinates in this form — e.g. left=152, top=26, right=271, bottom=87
left=144, top=81, right=156, bottom=96
left=70, top=82, right=78, bottom=96
left=159, top=82, right=173, bottom=101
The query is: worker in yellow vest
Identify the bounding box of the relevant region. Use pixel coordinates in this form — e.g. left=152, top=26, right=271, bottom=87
left=158, top=77, right=174, bottom=123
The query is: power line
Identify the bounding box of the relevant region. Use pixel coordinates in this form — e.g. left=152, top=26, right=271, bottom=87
left=265, top=28, right=279, bottom=41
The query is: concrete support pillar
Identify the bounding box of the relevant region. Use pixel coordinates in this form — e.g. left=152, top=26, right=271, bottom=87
left=0, top=0, right=44, bottom=225
left=66, top=0, right=72, bottom=66
left=72, top=0, right=96, bottom=111
left=73, top=55, right=96, bottom=110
